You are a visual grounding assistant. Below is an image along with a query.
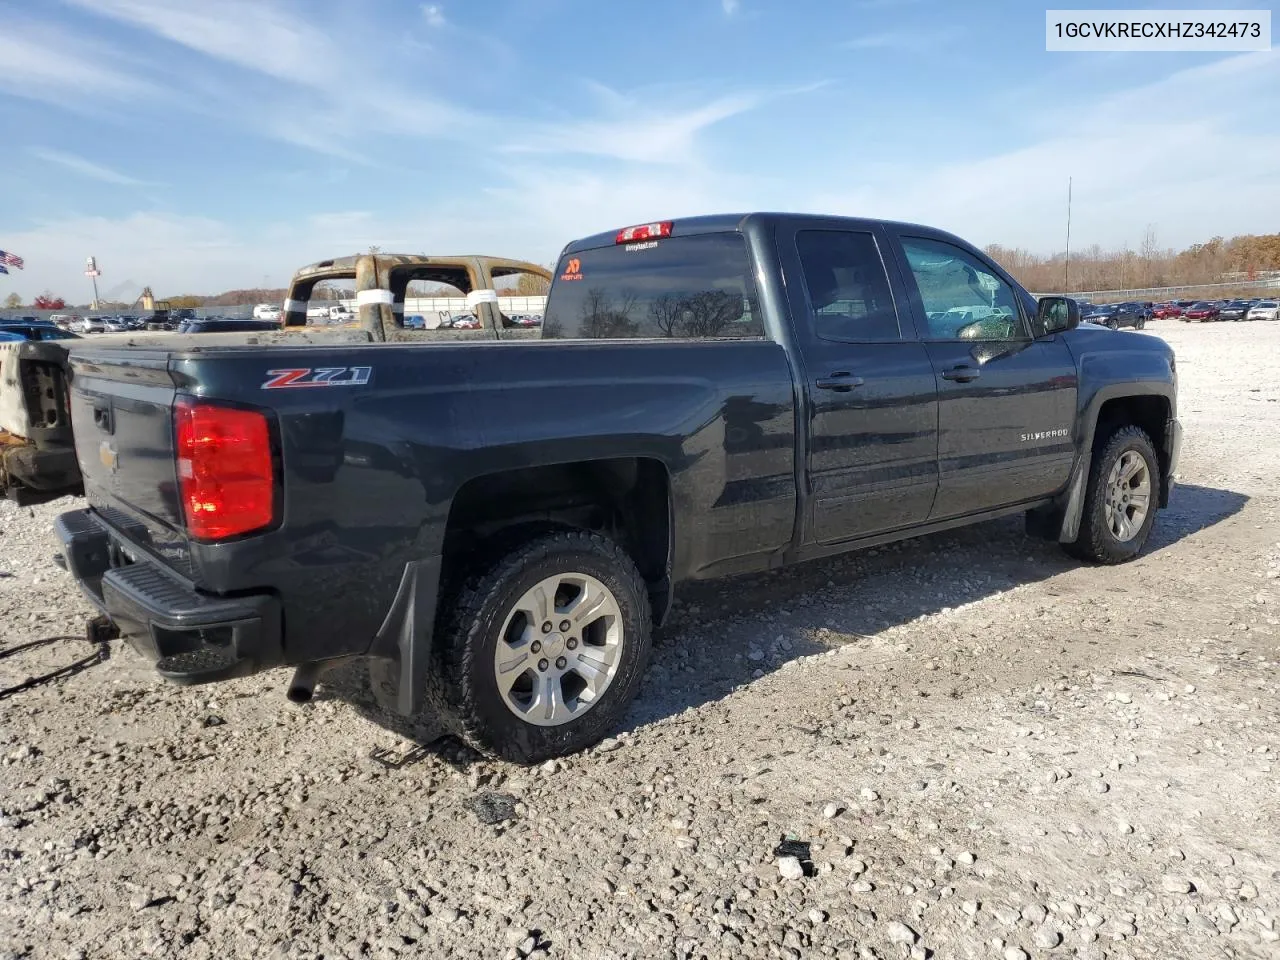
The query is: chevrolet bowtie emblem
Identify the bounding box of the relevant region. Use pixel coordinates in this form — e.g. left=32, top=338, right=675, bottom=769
left=99, top=441, right=118, bottom=472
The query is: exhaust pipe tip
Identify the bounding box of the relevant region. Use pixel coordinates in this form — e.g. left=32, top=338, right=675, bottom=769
left=285, top=656, right=353, bottom=705
left=287, top=663, right=320, bottom=704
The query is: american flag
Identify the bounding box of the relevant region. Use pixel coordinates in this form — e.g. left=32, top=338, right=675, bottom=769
left=0, top=264, right=8, bottom=275
left=0, top=250, right=24, bottom=270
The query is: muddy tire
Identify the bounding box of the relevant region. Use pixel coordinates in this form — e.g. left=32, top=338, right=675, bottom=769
left=1063, top=425, right=1160, bottom=565
left=435, top=530, right=652, bottom=764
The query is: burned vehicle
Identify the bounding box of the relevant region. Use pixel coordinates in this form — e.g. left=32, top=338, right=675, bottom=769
left=0, top=254, right=550, bottom=504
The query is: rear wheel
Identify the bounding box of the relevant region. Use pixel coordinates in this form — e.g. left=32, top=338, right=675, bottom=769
left=435, top=530, right=652, bottom=763
left=1064, top=425, right=1160, bottom=564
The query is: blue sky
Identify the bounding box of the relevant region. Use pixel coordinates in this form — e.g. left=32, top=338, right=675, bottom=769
left=0, top=0, right=1276, bottom=299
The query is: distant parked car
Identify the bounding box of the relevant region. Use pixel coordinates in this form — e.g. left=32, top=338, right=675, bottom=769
left=328, top=304, right=354, bottom=322
left=1183, top=302, right=1220, bottom=321
left=48, top=314, right=81, bottom=330
left=252, top=303, right=282, bottom=322
left=177, top=318, right=283, bottom=334
left=1083, top=302, right=1145, bottom=330
left=1246, top=300, right=1279, bottom=321
left=1152, top=302, right=1183, bottom=319
left=1218, top=299, right=1252, bottom=321
left=404, top=315, right=426, bottom=330
left=442, top=314, right=482, bottom=330
left=75, top=316, right=106, bottom=333
left=0, top=320, right=80, bottom=342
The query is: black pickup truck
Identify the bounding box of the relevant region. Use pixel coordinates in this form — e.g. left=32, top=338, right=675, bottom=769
left=56, top=213, right=1181, bottom=762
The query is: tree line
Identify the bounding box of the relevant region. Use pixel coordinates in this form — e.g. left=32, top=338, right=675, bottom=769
left=985, top=230, right=1280, bottom=293
left=9, top=234, right=1278, bottom=310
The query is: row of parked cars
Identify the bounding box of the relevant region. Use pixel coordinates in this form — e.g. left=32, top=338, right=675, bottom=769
left=403, top=313, right=544, bottom=330
left=1165, top=297, right=1278, bottom=322
left=1077, top=296, right=1279, bottom=329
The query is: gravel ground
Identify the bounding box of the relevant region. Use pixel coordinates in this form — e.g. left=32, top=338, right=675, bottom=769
left=2, top=321, right=1278, bottom=960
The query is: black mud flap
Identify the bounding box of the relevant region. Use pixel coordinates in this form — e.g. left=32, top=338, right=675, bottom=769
left=367, top=556, right=443, bottom=715
left=1025, top=450, right=1090, bottom=543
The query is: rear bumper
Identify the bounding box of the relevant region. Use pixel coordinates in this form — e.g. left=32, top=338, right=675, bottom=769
left=55, top=508, right=282, bottom=684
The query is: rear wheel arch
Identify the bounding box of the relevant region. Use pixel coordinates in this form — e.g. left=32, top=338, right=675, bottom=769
left=441, top=456, right=675, bottom=624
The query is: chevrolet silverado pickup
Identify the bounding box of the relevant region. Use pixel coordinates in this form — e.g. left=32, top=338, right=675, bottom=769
left=56, top=213, right=1181, bottom=763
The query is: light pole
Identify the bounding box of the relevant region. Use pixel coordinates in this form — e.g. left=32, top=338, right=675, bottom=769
left=85, top=256, right=102, bottom=308
left=1063, top=177, right=1072, bottom=293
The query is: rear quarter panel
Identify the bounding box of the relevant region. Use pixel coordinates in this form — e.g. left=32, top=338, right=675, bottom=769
left=171, top=338, right=796, bottom=661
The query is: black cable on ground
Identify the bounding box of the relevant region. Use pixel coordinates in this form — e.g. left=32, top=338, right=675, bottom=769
left=0, top=634, right=110, bottom=701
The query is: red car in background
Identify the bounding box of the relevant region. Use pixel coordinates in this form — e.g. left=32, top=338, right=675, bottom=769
left=1183, top=302, right=1220, bottom=321
left=1152, top=302, right=1183, bottom=319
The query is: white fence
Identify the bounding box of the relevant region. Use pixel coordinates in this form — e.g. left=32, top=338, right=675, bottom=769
left=1031, top=277, right=1280, bottom=302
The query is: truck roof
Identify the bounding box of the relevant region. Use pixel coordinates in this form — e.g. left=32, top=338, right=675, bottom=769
left=561, top=212, right=954, bottom=255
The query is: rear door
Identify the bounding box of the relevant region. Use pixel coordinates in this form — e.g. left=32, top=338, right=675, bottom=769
left=886, top=230, right=1078, bottom=520
left=778, top=221, right=939, bottom=544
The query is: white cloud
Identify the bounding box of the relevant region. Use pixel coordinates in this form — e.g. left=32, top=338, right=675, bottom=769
left=509, top=91, right=761, bottom=164
left=0, top=20, right=159, bottom=109
left=61, top=0, right=336, bottom=88
left=28, top=149, right=148, bottom=187
left=422, top=4, right=446, bottom=27
left=60, top=0, right=476, bottom=150
left=722, top=0, right=740, bottom=15
left=807, top=51, right=1280, bottom=252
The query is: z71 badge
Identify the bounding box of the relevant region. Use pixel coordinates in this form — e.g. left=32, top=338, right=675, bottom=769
left=262, top=366, right=372, bottom=389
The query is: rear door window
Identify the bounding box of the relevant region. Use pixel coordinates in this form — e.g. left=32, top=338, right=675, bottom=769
left=542, top=233, right=763, bottom=340
left=795, top=230, right=901, bottom=342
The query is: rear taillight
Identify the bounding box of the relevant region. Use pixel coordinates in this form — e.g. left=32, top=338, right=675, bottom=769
left=174, top=399, right=275, bottom=541
left=615, top=221, right=673, bottom=244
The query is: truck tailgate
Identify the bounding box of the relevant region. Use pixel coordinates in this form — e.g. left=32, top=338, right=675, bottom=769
left=69, top=349, right=190, bottom=569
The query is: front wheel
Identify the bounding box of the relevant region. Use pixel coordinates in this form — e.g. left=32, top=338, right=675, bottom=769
left=435, top=530, right=652, bottom=763
left=1063, top=425, right=1160, bottom=564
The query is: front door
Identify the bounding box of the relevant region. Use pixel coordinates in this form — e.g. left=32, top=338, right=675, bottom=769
left=888, top=232, right=1078, bottom=520
left=780, top=223, right=939, bottom=545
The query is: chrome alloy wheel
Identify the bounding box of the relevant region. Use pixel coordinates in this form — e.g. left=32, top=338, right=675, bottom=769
left=1105, top=450, right=1151, bottom=543
left=492, top=573, right=624, bottom=726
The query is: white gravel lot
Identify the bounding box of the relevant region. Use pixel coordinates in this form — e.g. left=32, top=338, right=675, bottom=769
left=2, top=320, right=1278, bottom=960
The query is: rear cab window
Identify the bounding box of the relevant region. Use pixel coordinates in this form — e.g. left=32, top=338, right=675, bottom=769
left=542, top=232, right=764, bottom=340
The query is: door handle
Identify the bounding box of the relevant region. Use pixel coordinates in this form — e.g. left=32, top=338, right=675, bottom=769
left=940, top=365, right=981, bottom=383
left=815, top=372, right=865, bottom=392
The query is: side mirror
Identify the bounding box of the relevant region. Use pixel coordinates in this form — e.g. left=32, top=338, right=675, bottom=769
left=1036, top=296, right=1080, bottom=336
